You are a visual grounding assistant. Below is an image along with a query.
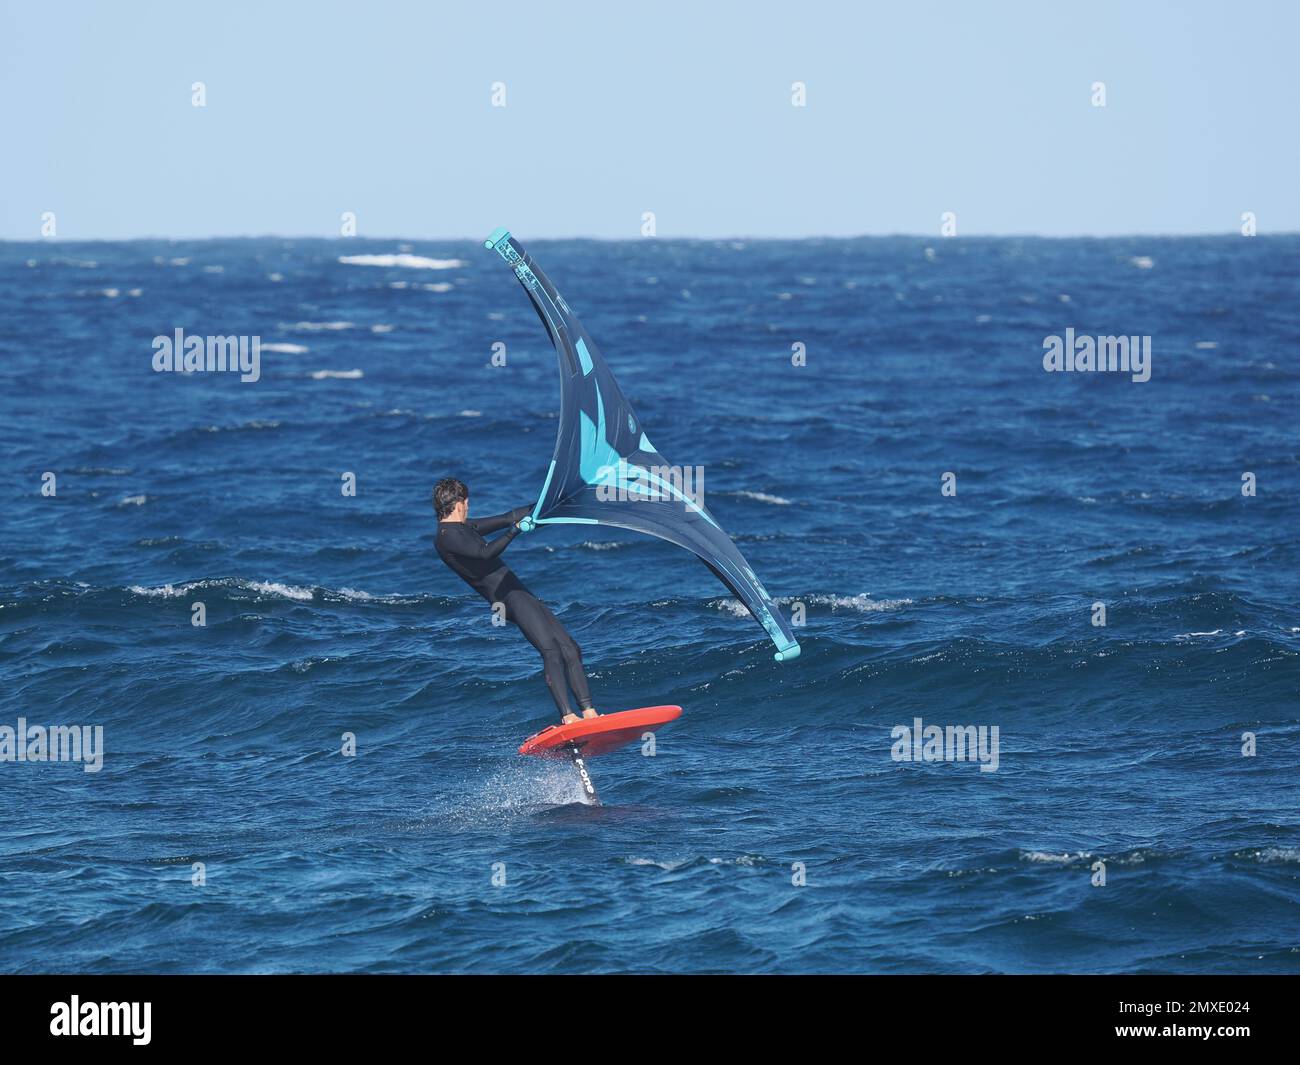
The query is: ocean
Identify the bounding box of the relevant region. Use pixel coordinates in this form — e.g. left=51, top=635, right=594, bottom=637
left=1, top=234, right=1297, bottom=973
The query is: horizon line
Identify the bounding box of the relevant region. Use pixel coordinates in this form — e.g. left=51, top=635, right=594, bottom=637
left=2, top=229, right=1294, bottom=245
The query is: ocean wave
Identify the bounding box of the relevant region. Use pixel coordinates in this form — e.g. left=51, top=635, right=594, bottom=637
left=1238, top=847, right=1300, bottom=864
left=245, top=580, right=315, bottom=601
left=310, top=369, right=363, bottom=380
left=713, top=593, right=912, bottom=618
left=1019, top=848, right=1169, bottom=868
left=198, top=420, right=282, bottom=433
left=127, top=578, right=315, bottom=602
left=1014, top=846, right=1300, bottom=871
left=807, top=593, right=912, bottom=612
left=1021, top=850, right=1092, bottom=865
left=623, top=855, right=768, bottom=871
left=122, top=579, right=434, bottom=606
left=332, top=587, right=421, bottom=605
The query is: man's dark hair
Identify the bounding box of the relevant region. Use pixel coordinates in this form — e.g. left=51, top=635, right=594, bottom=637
left=433, top=477, right=468, bottom=519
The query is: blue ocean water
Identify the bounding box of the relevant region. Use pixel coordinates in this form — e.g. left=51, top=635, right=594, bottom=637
left=1, top=235, right=1297, bottom=974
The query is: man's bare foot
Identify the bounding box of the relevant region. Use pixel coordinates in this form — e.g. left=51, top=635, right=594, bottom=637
left=582, top=708, right=599, bottom=719
left=561, top=713, right=581, bottom=725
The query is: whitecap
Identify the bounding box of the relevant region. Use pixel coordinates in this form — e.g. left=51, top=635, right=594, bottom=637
left=1252, top=847, right=1300, bottom=864
left=338, top=253, right=464, bottom=270
left=624, top=857, right=690, bottom=871
left=246, top=580, right=314, bottom=601
left=129, top=578, right=315, bottom=602
left=713, top=592, right=910, bottom=618
left=336, top=587, right=405, bottom=603
left=804, top=593, right=912, bottom=612
left=735, top=490, right=792, bottom=506
left=129, top=583, right=189, bottom=597
left=1022, top=850, right=1091, bottom=864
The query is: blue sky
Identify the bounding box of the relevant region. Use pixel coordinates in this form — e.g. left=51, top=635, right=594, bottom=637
left=2, top=0, right=1297, bottom=239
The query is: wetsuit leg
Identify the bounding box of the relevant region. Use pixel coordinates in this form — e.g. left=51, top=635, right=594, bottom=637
left=504, top=590, right=593, bottom=719
left=555, top=629, right=594, bottom=712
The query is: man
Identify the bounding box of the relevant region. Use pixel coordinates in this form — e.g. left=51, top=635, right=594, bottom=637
left=433, top=477, right=599, bottom=724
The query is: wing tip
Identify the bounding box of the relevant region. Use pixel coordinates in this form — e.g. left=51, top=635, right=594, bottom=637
left=774, top=641, right=801, bottom=663
left=484, top=226, right=511, bottom=250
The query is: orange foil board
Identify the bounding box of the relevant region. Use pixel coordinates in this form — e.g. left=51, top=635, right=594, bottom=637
left=519, top=705, right=683, bottom=759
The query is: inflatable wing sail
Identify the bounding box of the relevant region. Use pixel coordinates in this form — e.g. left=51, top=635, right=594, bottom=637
left=484, top=227, right=800, bottom=662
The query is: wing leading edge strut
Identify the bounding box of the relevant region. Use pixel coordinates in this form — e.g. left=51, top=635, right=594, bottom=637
left=484, top=227, right=800, bottom=663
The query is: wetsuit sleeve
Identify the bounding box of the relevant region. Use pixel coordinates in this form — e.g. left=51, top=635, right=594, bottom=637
left=467, top=505, right=532, bottom=535
left=444, top=522, right=520, bottom=561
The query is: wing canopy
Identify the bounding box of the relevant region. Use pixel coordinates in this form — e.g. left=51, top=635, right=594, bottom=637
left=484, top=228, right=800, bottom=662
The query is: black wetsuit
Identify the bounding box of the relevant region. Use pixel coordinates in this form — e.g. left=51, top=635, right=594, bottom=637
left=436, top=506, right=594, bottom=719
